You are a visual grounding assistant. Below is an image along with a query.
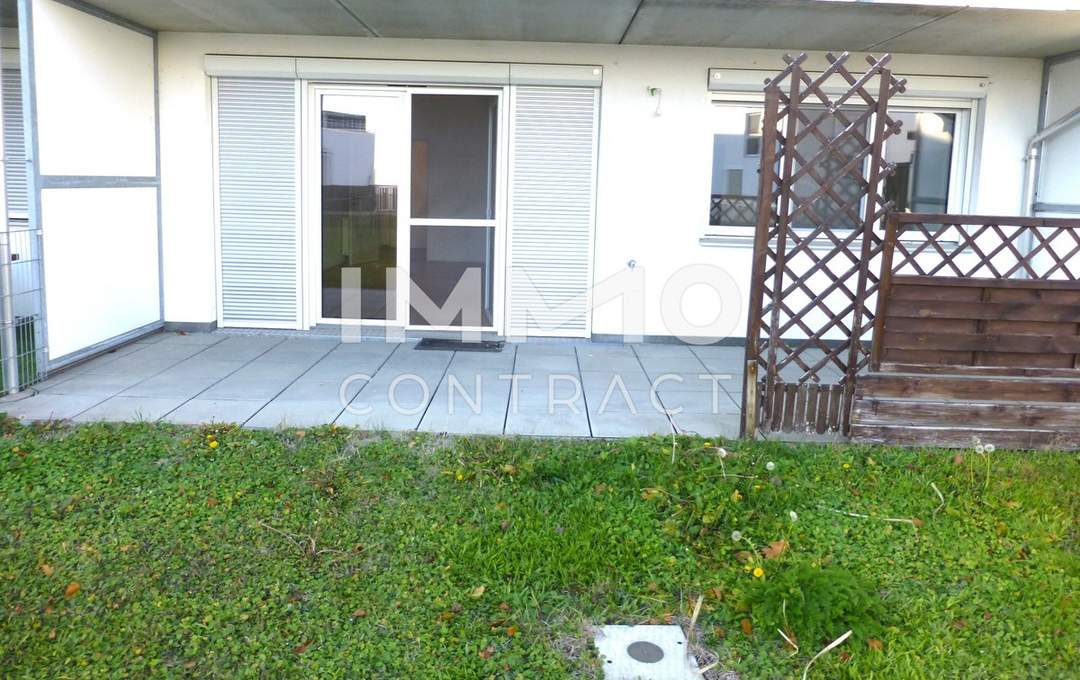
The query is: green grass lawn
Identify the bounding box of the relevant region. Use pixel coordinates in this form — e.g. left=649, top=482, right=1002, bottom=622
left=1, top=422, right=1076, bottom=678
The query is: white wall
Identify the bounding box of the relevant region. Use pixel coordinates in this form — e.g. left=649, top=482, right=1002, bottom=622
left=157, top=33, right=1042, bottom=338
left=41, top=187, right=160, bottom=358
left=31, top=0, right=160, bottom=362
left=32, top=0, right=156, bottom=176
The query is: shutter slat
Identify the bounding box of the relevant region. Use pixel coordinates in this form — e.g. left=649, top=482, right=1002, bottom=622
left=508, top=86, right=598, bottom=337
left=216, top=78, right=298, bottom=327
left=2, top=69, right=27, bottom=215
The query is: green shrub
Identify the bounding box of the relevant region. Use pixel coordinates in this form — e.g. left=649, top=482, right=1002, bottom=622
left=745, top=561, right=883, bottom=647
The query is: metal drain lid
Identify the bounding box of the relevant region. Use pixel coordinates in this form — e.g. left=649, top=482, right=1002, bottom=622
left=593, top=625, right=700, bottom=679
left=626, top=640, right=665, bottom=663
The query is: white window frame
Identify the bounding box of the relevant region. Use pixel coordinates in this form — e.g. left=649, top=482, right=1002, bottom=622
left=704, top=91, right=979, bottom=241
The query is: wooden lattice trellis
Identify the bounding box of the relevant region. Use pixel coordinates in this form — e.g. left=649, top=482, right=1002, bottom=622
left=741, top=52, right=907, bottom=437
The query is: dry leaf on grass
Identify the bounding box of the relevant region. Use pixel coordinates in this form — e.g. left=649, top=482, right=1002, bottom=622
left=63, top=582, right=80, bottom=598
left=762, top=539, right=789, bottom=559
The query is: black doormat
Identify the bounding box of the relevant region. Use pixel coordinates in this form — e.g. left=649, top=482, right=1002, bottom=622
left=415, top=338, right=505, bottom=352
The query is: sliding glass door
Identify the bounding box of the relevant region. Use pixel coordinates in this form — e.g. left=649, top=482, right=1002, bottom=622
left=409, top=93, right=499, bottom=328
left=313, top=87, right=503, bottom=330
left=318, top=91, right=406, bottom=322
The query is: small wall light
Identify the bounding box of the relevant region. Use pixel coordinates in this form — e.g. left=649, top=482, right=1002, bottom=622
left=647, top=86, right=662, bottom=116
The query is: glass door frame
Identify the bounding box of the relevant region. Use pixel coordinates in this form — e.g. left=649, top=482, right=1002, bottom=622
left=301, top=82, right=508, bottom=334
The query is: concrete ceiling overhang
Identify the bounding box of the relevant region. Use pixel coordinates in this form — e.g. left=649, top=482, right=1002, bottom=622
left=61, top=0, right=1080, bottom=58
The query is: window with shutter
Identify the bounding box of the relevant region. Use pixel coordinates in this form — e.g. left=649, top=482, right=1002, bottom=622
left=215, top=78, right=301, bottom=328
left=507, top=86, right=599, bottom=338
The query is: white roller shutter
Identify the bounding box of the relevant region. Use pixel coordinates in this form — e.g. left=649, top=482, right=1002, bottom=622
left=507, top=86, right=599, bottom=338
left=2, top=68, right=27, bottom=216
left=215, top=78, right=300, bottom=328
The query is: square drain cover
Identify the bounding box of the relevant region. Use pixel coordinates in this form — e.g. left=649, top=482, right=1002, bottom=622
left=593, top=625, right=699, bottom=680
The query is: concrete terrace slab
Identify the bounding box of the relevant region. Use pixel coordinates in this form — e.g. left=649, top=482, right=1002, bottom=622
left=0, top=331, right=748, bottom=438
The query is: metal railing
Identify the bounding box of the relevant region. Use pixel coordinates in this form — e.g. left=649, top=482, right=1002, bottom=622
left=0, top=218, right=46, bottom=395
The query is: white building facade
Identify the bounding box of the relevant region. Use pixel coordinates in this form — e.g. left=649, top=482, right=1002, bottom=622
left=3, top=0, right=1079, bottom=372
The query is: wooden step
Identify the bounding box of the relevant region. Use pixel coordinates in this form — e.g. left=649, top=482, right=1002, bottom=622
left=856, top=372, right=1080, bottom=403
left=853, top=397, right=1080, bottom=431
left=851, top=424, right=1077, bottom=450
left=851, top=370, right=1080, bottom=450
left=878, top=363, right=1080, bottom=379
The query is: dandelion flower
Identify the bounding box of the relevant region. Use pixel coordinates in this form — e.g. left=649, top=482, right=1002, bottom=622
left=208, top=440, right=219, bottom=449
left=752, top=567, right=765, bottom=578
left=975, top=444, right=986, bottom=454
left=704, top=441, right=713, bottom=448
left=717, top=447, right=728, bottom=459
left=789, top=511, right=798, bottom=522
left=842, top=463, right=851, bottom=470
left=766, top=461, right=776, bottom=472
left=985, top=444, right=996, bottom=453
left=731, top=530, right=743, bottom=542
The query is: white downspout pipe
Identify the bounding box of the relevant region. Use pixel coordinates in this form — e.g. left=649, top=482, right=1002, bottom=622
left=1021, top=105, right=1080, bottom=216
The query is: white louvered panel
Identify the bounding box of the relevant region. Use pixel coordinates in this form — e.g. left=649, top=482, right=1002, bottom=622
left=2, top=69, right=27, bottom=215
left=508, top=86, right=598, bottom=337
left=215, top=78, right=299, bottom=327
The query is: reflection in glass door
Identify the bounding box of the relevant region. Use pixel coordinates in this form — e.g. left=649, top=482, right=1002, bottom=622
left=320, top=93, right=404, bottom=321
left=409, top=93, right=499, bottom=328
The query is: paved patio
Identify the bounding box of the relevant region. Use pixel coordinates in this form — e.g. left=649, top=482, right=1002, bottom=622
left=0, top=332, right=754, bottom=438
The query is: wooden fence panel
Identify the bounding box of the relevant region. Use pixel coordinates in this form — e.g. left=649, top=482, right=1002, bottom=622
left=741, top=53, right=906, bottom=436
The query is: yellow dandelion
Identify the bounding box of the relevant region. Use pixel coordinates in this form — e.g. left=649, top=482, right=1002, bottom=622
left=753, top=567, right=765, bottom=578
left=842, top=463, right=851, bottom=470
left=209, top=440, right=219, bottom=449
left=455, top=473, right=464, bottom=481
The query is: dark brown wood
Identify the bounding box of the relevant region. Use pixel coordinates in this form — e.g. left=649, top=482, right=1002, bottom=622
left=815, top=386, right=830, bottom=434
left=891, top=285, right=984, bottom=301
left=857, top=214, right=1080, bottom=450
left=743, top=53, right=904, bottom=436
left=740, top=85, right=783, bottom=439
left=892, top=211, right=1080, bottom=230
left=854, top=398, right=1080, bottom=430
left=851, top=424, right=1078, bottom=450
left=892, top=275, right=1080, bottom=292
left=886, top=300, right=1080, bottom=323
left=805, top=383, right=819, bottom=432
left=793, top=383, right=807, bottom=429
left=878, top=362, right=1080, bottom=378
left=842, top=65, right=893, bottom=435
left=855, top=373, right=1080, bottom=402
left=827, top=384, right=842, bottom=431
left=883, top=331, right=1080, bottom=355
left=871, top=213, right=899, bottom=371
left=771, top=380, right=784, bottom=431
left=782, top=382, right=798, bottom=432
